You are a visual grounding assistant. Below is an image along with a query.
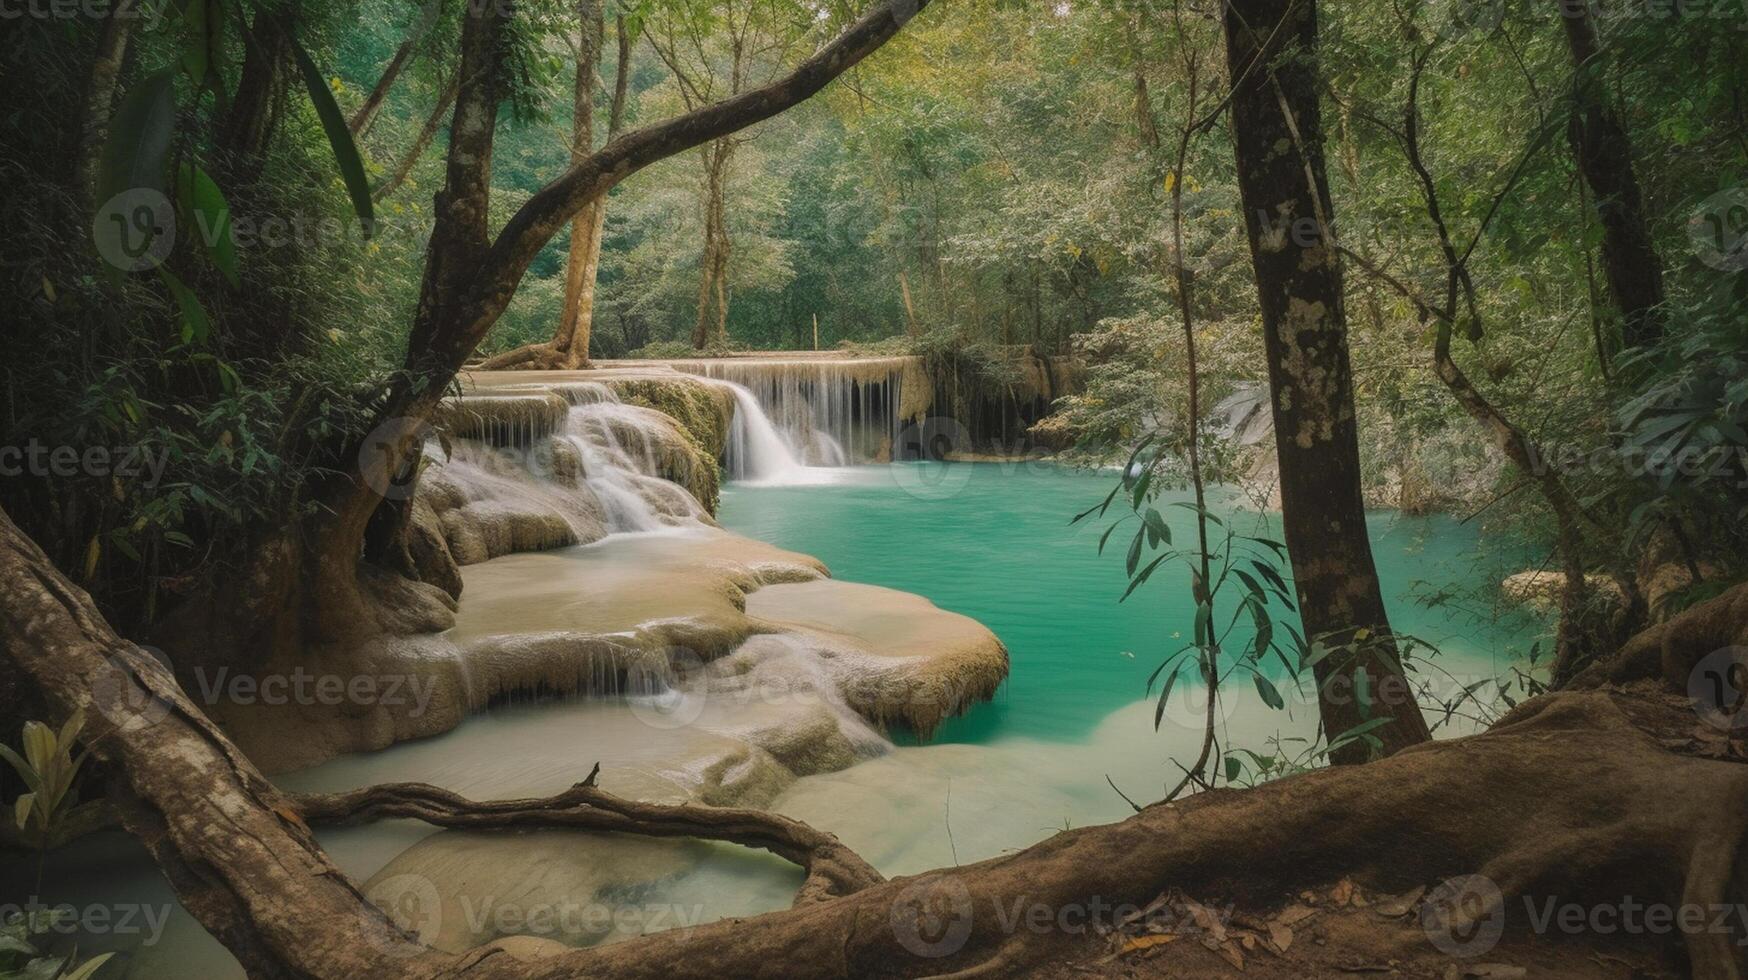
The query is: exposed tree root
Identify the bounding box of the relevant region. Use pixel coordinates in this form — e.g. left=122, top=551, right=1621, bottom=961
left=6, top=507, right=1748, bottom=979
left=471, top=343, right=589, bottom=372
left=3, top=771, right=885, bottom=907
left=293, top=773, right=883, bottom=905
left=1573, top=579, right=1748, bottom=693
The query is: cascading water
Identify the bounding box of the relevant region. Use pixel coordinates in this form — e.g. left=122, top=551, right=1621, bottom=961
left=431, top=384, right=705, bottom=541
left=560, top=402, right=704, bottom=531
left=717, top=382, right=845, bottom=485
left=653, top=356, right=926, bottom=465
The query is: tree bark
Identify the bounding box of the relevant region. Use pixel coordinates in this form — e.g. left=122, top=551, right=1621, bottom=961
left=219, top=10, right=294, bottom=180
left=74, top=0, right=137, bottom=217
left=551, top=6, right=632, bottom=369
left=691, top=139, right=735, bottom=349
left=1559, top=0, right=1665, bottom=351
left=373, top=77, right=459, bottom=203
left=349, top=0, right=444, bottom=137
left=1221, top=0, right=1432, bottom=763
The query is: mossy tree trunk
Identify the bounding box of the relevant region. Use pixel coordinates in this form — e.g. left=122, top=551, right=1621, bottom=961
left=1560, top=0, right=1665, bottom=352
left=1221, top=0, right=1432, bottom=763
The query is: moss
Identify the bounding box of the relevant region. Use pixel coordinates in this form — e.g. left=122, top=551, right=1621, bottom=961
left=603, top=376, right=732, bottom=513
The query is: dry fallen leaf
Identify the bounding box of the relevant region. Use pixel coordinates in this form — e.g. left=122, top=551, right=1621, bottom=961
left=1185, top=898, right=1227, bottom=942
left=1218, top=939, right=1246, bottom=969
left=1267, top=922, right=1294, bottom=954
left=1373, top=884, right=1426, bottom=918
left=1275, top=903, right=1318, bottom=927
left=1329, top=878, right=1356, bottom=906
left=1117, top=891, right=1174, bottom=929
left=1119, top=933, right=1178, bottom=954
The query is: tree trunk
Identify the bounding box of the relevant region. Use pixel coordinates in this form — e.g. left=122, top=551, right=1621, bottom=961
left=373, top=78, right=460, bottom=202
left=550, top=4, right=632, bottom=369
left=691, top=140, right=733, bottom=349
left=74, top=0, right=137, bottom=217
left=349, top=0, right=443, bottom=137
left=899, top=269, right=919, bottom=336
left=1222, top=0, right=1432, bottom=763
left=350, top=41, right=413, bottom=137
left=219, top=10, right=293, bottom=179
left=1559, top=1, right=1665, bottom=351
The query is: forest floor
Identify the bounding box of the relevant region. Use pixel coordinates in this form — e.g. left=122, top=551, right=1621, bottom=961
left=1031, top=880, right=1680, bottom=978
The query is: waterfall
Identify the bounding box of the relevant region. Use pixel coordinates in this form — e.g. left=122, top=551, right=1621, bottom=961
left=558, top=402, right=703, bottom=532
left=430, top=384, right=706, bottom=546
left=645, top=356, right=928, bottom=465
left=718, top=382, right=843, bottom=486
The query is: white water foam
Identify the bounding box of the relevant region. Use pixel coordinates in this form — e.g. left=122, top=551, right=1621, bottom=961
left=717, top=381, right=848, bottom=486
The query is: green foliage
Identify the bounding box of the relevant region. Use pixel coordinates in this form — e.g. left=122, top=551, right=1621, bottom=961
left=0, top=711, right=90, bottom=841
left=0, top=909, right=113, bottom=980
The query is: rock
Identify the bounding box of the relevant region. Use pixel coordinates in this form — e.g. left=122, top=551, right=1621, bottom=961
left=361, top=830, right=702, bottom=953
left=1500, top=570, right=1625, bottom=613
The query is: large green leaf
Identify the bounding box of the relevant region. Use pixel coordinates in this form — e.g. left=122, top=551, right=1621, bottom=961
left=96, top=68, right=178, bottom=208
left=176, top=163, right=239, bottom=286
left=157, top=266, right=211, bottom=344
left=181, top=0, right=225, bottom=88
left=288, top=32, right=375, bottom=236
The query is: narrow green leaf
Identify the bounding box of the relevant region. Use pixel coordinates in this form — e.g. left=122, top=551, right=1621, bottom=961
left=1153, top=667, right=1181, bottom=731
left=0, top=744, right=42, bottom=794
left=157, top=266, right=210, bottom=343
left=181, top=0, right=223, bottom=86
left=1252, top=673, right=1285, bottom=710
left=288, top=32, right=375, bottom=235
left=176, top=163, right=239, bottom=286
left=1097, top=520, right=1119, bottom=555
left=63, top=953, right=118, bottom=980
left=1130, top=468, right=1153, bottom=508
left=1119, top=553, right=1169, bottom=602
left=96, top=68, right=178, bottom=208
